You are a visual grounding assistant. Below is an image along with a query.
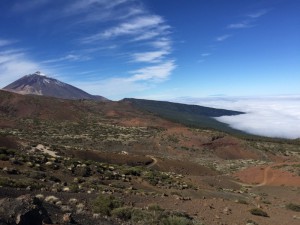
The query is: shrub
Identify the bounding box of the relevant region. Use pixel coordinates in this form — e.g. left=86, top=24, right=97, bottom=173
left=6, top=149, right=16, bottom=155
left=250, top=208, right=269, bottom=217
left=49, top=176, right=61, bottom=183
left=143, top=170, right=171, bottom=186
left=28, top=171, right=46, bottom=179
left=131, top=208, right=155, bottom=224
left=111, top=207, right=133, bottom=221
left=92, top=194, right=123, bottom=216
left=286, top=203, right=300, bottom=212
left=69, top=184, right=80, bottom=193
left=74, top=166, right=92, bottom=177
left=0, top=147, right=8, bottom=152
left=148, top=204, right=164, bottom=211
left=161, top=215, right=193, bottom=225
left=124, top=167, right=142, bottom=176
left=0, top=177, right=44, bottom=190
left=0, top=154, right=9, bottom=161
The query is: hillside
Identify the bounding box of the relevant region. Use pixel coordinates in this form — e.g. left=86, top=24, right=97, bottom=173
left=0, top=91, right=300, bottom=225
left=123, top=98, right=245, bottom=134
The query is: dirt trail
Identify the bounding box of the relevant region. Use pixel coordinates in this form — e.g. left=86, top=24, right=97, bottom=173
left=257, top=165, right=273, bottom=186
left=234, top=162, right=300, bottom=187
left=146, top=155, right=158, bottom=168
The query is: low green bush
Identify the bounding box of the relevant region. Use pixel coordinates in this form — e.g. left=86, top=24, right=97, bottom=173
left=111, top=206, right=133, bottom=221
left=161, top=215, right=193, bottom=225
left=0, top=177, right=44, bottom=190
left=123, top=167, right=142, bottom=176
left=92, top=194, right=123, bottom=216
left=0, top=154, right=9, bottom=161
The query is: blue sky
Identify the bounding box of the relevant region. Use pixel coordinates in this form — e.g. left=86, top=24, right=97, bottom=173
left=0, top=0, right=299, bottom=100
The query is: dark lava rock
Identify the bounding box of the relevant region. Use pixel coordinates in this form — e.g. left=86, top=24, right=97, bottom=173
left=0, top=195, right=51, bottom=225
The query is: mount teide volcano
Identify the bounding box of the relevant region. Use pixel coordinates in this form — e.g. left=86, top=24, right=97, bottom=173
left=2, top=71, right=108, bottom=101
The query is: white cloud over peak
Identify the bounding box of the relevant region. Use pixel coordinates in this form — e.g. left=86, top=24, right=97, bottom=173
left=0, top=49, right=41, bottom=87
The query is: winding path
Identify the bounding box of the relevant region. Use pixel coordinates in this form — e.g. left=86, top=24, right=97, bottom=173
left=234, top=162, right=300, bottom=187
left=146, top=155, right=158, bottom=168
left=257, top=164, right=274, bottom=186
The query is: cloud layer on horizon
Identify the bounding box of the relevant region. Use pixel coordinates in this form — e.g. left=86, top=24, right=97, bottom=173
left=174, top=96, right=300, bottom=139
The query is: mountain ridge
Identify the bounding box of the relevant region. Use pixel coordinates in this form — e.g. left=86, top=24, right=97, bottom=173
left=123, top=98, right=246, bottom=134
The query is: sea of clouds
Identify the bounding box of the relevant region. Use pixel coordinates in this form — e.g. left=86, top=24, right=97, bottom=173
left=174, top=96, right=300, bottom=139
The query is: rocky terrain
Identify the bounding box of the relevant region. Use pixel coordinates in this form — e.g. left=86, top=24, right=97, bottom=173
left=0, top=90, right=300, bottom=225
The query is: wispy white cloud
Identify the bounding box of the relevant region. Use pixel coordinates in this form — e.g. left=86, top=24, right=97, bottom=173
left=247, top=9, right=269, bottom=18
left=0, top=49, right=42, bottom=87
left=65, top=0, right=129, bottom=15
left=133, top=25, right=171, bottom=41
left=227, top=9, right=269, bottom=29
left=215, top=34, right=232, bottom=42
left=132, top=50, right=169, bottom=63
left=71, top=61, right=176, bottom=99
left=129, top=60, right=176, bottom=82
left=0, top=39, right=16, bottom=47
left=201, top=53, right=211, bottom=57
left=174, top=96, right=300, bottom=139
left=42, top=54, right=90, bottom=64
left=61, top=0, right=141, bottom=25
left=75, top=1, right=175, bottom=97
left=12, top=0, right=51, bottom=12
left=227, top=21, right=252, bottom=29
left=82, top=15, right=165, bottom=43
left=151, top=38, right=172, bottom=49
left=71, top=77, right=149, bottom=100
left=133, top=31, right=161, bottom=41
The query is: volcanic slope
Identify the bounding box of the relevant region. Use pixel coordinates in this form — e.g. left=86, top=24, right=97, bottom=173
left=2, top=71, right=108, bottom=101
left=0, top=91, right=300, bottom=225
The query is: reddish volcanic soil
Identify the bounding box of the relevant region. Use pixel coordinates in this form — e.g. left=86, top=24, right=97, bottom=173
left=234, top=162, right=300, bottom=187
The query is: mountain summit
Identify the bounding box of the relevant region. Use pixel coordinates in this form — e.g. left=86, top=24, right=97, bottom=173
left=2, top=71, right=108, bottom=101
